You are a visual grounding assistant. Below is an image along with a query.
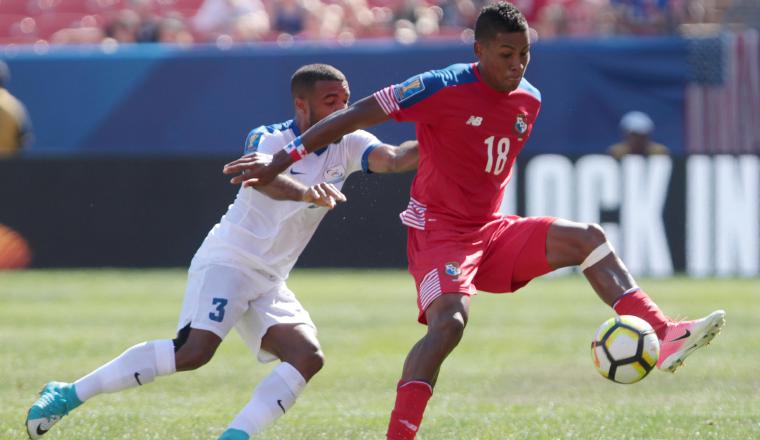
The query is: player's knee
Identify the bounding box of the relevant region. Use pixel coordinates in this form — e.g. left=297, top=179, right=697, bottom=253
left=586, top=223, right=607, bottom=244
left=431, top=314, right=466, bottom=346
left=287, top=347, right=324, bottom=381
left=175, top=345, right=216, bottom=371
left=301, top=349, right=325, bottom=379
left=578, top=223, right=607, bottom=256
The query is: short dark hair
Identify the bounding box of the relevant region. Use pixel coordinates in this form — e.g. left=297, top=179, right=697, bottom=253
left=290, top=64, right=346, bottom=98
left=474, top=2, right=528, bottom=42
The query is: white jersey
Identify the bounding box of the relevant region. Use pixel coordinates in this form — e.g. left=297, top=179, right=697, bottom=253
left=192, top=119, right=380, bottom=279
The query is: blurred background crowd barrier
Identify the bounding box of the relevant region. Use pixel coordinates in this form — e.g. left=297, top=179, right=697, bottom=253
left=0, top=0, right=758, bottom=276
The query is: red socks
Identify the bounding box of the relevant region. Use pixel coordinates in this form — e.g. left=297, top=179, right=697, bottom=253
left=386, top=380, right=433, bottom=440
left=613, top=288, right=671, bottom=340
left=384, top=290, right=667, bottom=440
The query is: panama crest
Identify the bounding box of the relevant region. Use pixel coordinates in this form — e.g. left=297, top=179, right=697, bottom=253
left=444, top=262, right=461, bottom=278
left=514, top=114, right=528, bottom=136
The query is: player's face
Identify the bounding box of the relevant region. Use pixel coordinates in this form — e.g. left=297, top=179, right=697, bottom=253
left=305, top=79, right=350, bottom=128
left=475, top=30, right=531, bottom=93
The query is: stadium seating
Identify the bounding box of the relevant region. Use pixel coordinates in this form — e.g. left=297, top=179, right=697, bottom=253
left=0, top=0, right=32, bottom=15
left=0, top=0, right=204, bottom=43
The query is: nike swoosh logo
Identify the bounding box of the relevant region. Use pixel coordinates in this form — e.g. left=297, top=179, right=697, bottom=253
left=36, top=425, right=49, bottom=435
left=276, top=399, right=286, bottom=413
left=669, top=329, right=691, bottom=342
left=134, top=372, right=142, bottom=385
left=290, top=169, right=305, bottom=175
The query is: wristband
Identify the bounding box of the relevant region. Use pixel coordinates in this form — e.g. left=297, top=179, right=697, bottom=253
left=283, top=136, right=308, bottom=162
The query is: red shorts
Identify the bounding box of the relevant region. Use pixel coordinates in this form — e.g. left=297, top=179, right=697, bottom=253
left=407, top=215, right=556, bottom=324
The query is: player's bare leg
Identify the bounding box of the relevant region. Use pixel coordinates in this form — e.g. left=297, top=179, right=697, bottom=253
left=545, top=220, right=636, bottom=305
left=399, top=294, right=470, bottom=384
left=175, top=328, right=223, bottom=371
left=26, top=327, right=219, bottom=439
left=386, top=293, right=470, bottom=440
left=545, top=219, right=725, bottom=373
left=219, top=323, right=322, bottom=440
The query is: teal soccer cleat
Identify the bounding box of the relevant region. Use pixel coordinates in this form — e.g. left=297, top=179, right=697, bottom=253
left=25, top=382, right=82, bottom=439
left=218, top=428, right=250, bottom=440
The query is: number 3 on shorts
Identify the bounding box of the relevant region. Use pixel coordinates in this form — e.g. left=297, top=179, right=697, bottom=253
left=209, top=297, right=228, bottom=322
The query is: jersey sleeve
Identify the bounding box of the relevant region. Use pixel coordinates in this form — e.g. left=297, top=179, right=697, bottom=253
left=344, top=129, right=382, bottom=175
left=243, top=126, right=280, bottom=155
left=372, top=69, right=451, bottom=124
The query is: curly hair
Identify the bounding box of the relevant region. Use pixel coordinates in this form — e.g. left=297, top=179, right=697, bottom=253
left=474, top=2, right=528, bottom=42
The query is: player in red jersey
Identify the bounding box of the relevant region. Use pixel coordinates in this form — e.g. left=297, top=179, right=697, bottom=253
left=223, top=3, right=726, bottom=439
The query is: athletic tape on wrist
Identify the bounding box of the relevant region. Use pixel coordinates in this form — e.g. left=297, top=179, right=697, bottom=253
left=579, top=242, right=614, bottom=272
left=283, top=136, right=308, bottom=162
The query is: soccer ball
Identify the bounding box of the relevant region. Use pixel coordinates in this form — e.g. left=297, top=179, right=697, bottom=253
left=591, top=315, right=660, bottom=384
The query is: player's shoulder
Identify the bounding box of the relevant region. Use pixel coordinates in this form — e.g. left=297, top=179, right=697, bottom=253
left=338, top=129, right=382, bottom=158
left=344, top=129, right=380, bottom=144
left=394, top=63, right=478, bottom=107
left=244, top=119, right=297, bottom=153
left=516, top=77, right=541, bottom=103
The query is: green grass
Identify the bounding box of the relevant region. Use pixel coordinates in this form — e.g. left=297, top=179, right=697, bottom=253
left=1, top=269, right=758, bottom=439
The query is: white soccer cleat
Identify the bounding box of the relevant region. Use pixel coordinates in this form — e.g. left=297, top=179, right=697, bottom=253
left=657, top=310, right=726, bottom=373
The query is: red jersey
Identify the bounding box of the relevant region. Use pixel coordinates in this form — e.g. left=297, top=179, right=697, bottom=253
left=373, top=63, right=542, bottom=230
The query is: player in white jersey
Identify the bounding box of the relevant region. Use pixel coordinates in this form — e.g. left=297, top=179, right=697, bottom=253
left=25, top=64, right=419, bottom=440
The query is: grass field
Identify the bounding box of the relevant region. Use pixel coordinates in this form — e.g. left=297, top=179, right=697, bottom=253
left=1, top=269, right=758, bottom=439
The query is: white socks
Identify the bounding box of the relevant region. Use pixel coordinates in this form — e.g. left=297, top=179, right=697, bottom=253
left=73, top=339, right=176, bottom=402
left=70, top=344, right=306, bottom=437
left=227, top=362, right=306, bottom=436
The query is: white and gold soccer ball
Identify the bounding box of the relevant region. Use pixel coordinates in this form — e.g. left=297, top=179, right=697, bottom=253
left=591, top=315, right=660, bottom=384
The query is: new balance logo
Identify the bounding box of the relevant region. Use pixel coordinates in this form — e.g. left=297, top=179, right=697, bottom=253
left=466, top=116, right=483, bottom=126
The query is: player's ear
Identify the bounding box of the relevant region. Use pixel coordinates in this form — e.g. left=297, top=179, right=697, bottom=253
left=474, top=40, right=484, bottom=59
left=294, top=97, right=308, bottom=117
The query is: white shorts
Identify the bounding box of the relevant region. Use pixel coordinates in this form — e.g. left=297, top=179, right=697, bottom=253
left=176, top=262, right=315, bottom=363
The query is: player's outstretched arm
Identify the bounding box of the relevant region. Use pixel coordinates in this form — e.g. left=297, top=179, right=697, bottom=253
left=224, top=96, right=390, bottom=187
left=300, top=182, right=347, bottom=209
left=260, top=177, right=346, bottom=209
left=244, top=159, right=347, bottom=209
left=366, top=140, right=419, bottom=174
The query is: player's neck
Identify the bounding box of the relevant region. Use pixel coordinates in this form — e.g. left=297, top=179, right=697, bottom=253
left=295, top=116, right=310, bottom=136
left=475, top=63, right=514, bottom=94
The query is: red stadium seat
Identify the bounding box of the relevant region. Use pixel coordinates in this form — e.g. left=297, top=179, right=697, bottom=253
left=170, top=0, right=204, bottom=10
left=6, top=15, right=37, bottom=38
left=0, top=14, right=25, bottom=37
left=34, top=13, right=86, bottom=38
left=26, top=0, right=100, bottom=14
left=26, top=0, right=59, bottom=14
left=50, top=0, right=92, bottom=14
left=168, top=8, right=199, bottom=19
left=88, top=0, right=123, bottom=12
left=0, top=0, right=31, bottom=15
left=0, top=35, right=37, bottom=44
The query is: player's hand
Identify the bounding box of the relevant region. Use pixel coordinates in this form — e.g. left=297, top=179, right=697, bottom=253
left=302, top=183, right=347, bottom=209
left=223, top=153, right=279, bottom=187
